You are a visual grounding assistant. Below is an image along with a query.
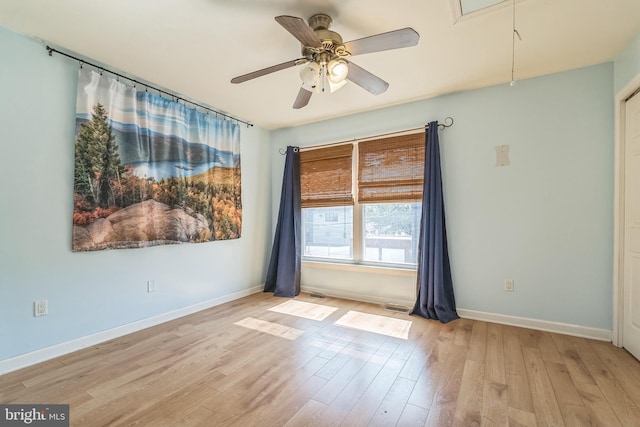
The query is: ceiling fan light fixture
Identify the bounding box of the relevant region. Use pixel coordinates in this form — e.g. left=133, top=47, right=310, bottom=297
left=299, top=62, right=320, bottom=90
left=328, top=78, right=348, bottom=93
left=327, top=59, right=349, bottom=83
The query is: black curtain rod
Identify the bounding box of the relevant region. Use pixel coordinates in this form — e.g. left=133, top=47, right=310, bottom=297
left=46, top=46, right=253, bottom=128
left=280, top=117, right=454, bottom=154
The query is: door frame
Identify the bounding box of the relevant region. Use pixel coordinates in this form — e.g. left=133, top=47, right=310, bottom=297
left=613, top=72, right=640, bottom=347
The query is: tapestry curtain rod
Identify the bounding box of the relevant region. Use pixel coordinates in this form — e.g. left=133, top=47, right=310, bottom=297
left=46, top=46, right=253, bottom=128
left=279, top=117, right=454, bottom=155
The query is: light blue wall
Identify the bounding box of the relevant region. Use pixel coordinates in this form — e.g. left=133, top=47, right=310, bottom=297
left=0, top=26, right=272, bottom=361
left=273, top=62, right=614, bottom=330
left=614, top=30, right=640, bottom=94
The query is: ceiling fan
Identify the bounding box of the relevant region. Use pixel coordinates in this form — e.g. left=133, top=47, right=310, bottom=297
left=230, top=14, right=420, bottom=109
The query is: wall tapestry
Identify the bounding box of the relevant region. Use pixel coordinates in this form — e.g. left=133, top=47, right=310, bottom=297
left=72, top=68, right=241, bottom=251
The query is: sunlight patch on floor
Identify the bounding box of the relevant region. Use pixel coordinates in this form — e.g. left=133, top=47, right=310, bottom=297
left=234, top=317, right=304, bottom=340
left=334, top=310, right=412, bottom=339
left=268, top=299, right=338, bottom=321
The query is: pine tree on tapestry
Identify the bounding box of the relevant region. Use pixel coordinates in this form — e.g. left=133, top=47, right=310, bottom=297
left=97, top=126, right=123, bottom=208
left=74, top=138, right=94, bottom=205
left=74, top=103, right=123, bottom=208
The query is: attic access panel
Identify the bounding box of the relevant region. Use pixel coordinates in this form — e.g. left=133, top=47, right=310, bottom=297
left=451, top=0, right=522, bottom=23
left=461, top=0, right=505, bottom=14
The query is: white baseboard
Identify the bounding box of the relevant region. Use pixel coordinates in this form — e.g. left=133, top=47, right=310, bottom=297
left=0, top=285, right=263, bottom=375
left=301, top=286, right=415, bottom=309
left=457, top=308, right=612, bottom=342
left=301, top=287, right=612, bottom=342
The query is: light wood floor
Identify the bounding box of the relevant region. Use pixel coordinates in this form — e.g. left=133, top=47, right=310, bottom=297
left=2, top=292, right=640, bottom=426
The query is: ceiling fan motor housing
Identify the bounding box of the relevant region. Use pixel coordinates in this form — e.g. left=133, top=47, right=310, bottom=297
left=302, top=14, right=347, bottom=61
left=308, top=13, right=332, bottom=31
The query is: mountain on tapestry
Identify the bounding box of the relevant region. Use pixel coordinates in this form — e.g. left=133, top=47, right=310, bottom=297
left=72, top=69, right=241, bottom=251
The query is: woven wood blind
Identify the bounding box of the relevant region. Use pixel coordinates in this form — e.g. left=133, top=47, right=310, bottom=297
left=358, top=132, right=425, bottom=203
left=300, top=144, right=354, bottom=208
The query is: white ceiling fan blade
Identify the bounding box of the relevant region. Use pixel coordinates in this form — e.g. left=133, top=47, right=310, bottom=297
left=343, top=28, right=419, bottom=56
left=231, top=58, right=308, bottom=84
left=275, top=15, right=323, bottom=48
left=345, top=61, right=389, bottom=95
left=293, top=87, right=313, bottom=109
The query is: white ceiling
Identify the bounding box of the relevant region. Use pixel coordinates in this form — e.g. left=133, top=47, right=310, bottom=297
left=1, top=0, right=639, bottom=130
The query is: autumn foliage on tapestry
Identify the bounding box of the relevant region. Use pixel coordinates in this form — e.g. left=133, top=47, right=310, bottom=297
left=72, top=69, right=241, bottom=251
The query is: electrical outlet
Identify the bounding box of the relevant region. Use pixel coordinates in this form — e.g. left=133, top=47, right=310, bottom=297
left=147, top=280, right=156, bottom=293
left=34, top=300, right=48, bottom=317
left=504, top=279, right=514, bottom=292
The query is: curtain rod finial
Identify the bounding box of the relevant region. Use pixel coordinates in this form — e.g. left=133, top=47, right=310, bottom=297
left=429, top=117, right=454, bottom=130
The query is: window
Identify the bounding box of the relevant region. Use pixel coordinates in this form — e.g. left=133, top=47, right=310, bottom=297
left=363, top=202, right=421, bottom=264
left=301, top=132, right=425, bottom=267
left=303, top=206, right=353, bottom=259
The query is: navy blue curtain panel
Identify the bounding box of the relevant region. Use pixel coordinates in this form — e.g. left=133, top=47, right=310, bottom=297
left=264, top=146, right=301, bottom=297
left=411, top=122, right=459, bottom=323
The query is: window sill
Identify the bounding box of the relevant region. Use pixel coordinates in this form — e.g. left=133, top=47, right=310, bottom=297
left=302, top=260, right=417, bottom=276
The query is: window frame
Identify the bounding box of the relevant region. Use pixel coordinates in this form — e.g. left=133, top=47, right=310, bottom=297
left=301, top=133, right=424, bottom=270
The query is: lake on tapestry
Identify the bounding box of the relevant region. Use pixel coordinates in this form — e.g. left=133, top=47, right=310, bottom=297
left=101, top=121, right=238, bottom=177
left=129, top=160, right=212, bottom=180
